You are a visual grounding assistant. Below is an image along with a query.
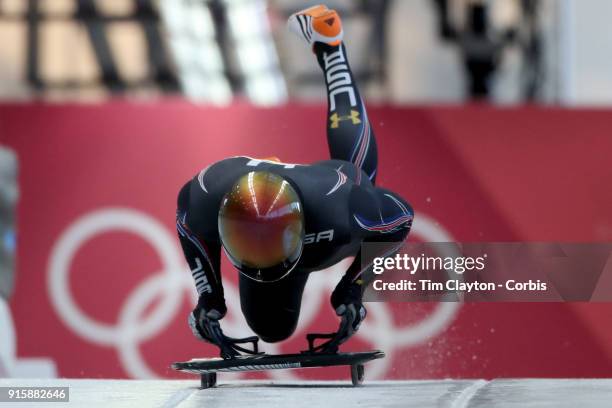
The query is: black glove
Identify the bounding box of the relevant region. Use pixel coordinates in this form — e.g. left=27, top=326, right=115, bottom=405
left=328, top=281, right=367, bottom=348
left=188, top=296, right=260, bottom=359
left=188, top=297, right=239, bottom=359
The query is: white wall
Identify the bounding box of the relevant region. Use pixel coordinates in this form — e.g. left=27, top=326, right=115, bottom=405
left=561, top=0, right=612, bottom=105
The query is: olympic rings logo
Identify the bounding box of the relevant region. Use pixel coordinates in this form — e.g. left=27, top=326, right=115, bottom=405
left=48, top=208, right=460, bottom=379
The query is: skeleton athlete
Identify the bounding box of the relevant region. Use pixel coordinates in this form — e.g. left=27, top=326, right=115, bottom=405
left=176, top=5, right=413, bottom=358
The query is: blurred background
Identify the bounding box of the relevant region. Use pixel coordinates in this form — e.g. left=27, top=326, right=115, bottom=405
left=0, top=0, right=610, bottom=104
left=0, top=0, right=611, bottom=381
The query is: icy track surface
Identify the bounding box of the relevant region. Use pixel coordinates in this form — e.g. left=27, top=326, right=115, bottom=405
left=1, top=379, right=611, bottom=408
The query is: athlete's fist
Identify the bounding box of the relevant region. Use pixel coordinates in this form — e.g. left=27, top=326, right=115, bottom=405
left=188, top=295, right=226, bottom=342
left=335, top=302, right=367, bottom=332
left=188, top=297, right=239, bottom=359
left=329, top=281, right=367, bottom=347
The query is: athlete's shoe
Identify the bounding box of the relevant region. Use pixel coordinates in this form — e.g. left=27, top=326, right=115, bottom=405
left=288, top=4, right=343, bottom=47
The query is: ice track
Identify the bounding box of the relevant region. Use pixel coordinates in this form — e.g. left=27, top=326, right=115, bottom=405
left=1, top=378, right=611, bottom=408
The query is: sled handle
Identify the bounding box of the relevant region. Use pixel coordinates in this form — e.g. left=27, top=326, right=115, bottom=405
left=225, top=335, right=261, bottom=355
left=305, top=332, right=340, bottom=354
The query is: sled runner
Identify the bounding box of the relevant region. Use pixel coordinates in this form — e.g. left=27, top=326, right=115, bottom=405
left=172, top=333, right=384, bottom=388
left=172, top=350, right=384, bottom=388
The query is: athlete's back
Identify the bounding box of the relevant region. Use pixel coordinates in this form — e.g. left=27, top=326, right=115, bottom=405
left=184, top=156, right=383, bottom=272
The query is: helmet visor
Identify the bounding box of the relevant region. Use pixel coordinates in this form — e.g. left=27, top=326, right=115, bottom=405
left=218, top=171, right=304, bottom=282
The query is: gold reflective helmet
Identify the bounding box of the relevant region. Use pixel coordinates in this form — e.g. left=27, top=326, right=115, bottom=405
left=218, top=171, right=305, bottom=282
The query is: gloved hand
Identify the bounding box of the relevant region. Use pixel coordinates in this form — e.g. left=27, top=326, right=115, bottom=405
left=188, top=297, right=239, bottom=359
left=328, top=281, right=367, bottom=349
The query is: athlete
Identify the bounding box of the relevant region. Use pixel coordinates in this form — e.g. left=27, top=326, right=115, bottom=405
left=176, top=5, right=413, bottom=358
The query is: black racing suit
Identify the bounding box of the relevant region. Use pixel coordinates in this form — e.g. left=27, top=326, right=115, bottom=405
left=176, top=43, right=413, bottom=345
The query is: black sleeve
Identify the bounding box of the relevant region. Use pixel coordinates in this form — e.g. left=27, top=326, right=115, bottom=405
left=176, top=182, right=226, bottom=314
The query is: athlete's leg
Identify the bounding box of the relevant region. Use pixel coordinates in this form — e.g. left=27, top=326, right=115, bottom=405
left=315, top=42, right=378, bottom=184
left=239, top=271, right=309, bottom=343
left=289, top=6, right=378, bottom=183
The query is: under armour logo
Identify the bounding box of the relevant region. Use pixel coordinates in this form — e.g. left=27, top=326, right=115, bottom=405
left=330, top=110, right=361, bottom=129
